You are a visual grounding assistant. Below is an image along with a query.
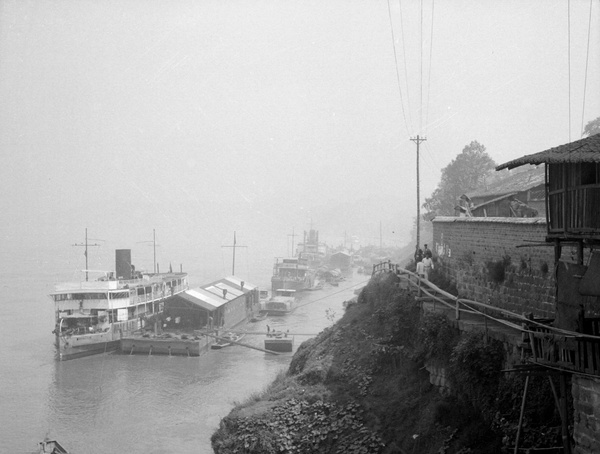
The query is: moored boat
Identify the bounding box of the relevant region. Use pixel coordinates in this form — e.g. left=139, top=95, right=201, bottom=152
left=264, top=330, right=293, bottom=352
left=271, top=256, right=314, bottom=292
left=211, top=332, right=246, bottom=349
left=121, top=333, right=203, bottom=356
left=50, top=248, right=188, bottom=361
left=39, top=439, right=69, bottom=454
left=261, top=289, right=297, bottom=316
left=250, top=311, right=268, bottom=322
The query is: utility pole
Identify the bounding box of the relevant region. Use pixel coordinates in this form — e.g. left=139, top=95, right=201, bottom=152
left=222, top=231, right=247, bottom=275
left=72, top=228, right=102, bottom=281
left=287, top=227, right=297, bottom=257
left=410, top=135, right=426, bottom=250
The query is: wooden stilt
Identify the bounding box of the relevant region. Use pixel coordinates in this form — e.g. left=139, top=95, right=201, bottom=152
left=559, top=373, right=572, bottom=454
left=514, top=374, right=530, bottom=454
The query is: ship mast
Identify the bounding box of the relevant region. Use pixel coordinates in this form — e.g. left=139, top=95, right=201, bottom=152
left=222, top=231, right=247, bottom=275
left=73, top=228, right=102, bottom=281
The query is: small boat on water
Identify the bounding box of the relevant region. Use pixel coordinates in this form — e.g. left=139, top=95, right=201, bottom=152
left=51, top=247, right=188, bottom=361
left=250, top=311, right=268, bottom=322
left=211, top=332, right=245, bottom=350
left=39, top=439, right=69, bottom=454
left=307, top=281, right=324, bottom=291
left=264, top=330, right=293, bottom=352
left=261, top=289, right=298, bottom=316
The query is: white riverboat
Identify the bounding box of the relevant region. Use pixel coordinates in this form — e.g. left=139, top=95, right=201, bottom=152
left=51, top=249, right=188, bottom=361
left=261, top=289, right=297, bottom=316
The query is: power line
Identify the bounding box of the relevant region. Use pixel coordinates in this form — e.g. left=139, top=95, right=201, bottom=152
left=420, top=0, right=424, bottom=133
left=568, top=0, right=571, bottom=141
left=425, top=0, right=435, bottom=136
left=398, top=0, right=413, bottom=131
left=580, top=0, right=593, bottom=137
left=387, top=0, right=411, bottom=136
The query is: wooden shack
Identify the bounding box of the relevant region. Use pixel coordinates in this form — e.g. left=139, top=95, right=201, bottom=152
left=497, top=133, right=600, bottom=333
left=465, top=165, right=546, bottom=218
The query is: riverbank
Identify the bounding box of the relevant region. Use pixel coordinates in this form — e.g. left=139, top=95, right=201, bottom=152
left=211, top=271, right=565, bottom=453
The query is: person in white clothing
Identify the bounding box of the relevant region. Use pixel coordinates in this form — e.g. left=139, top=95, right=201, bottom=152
left=421, top=253, right=434, bottom=280
left=416, top=260, right=425, bottom=278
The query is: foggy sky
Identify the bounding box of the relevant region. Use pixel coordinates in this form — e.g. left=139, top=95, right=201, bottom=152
left=1, top=0, right=598, bottom=283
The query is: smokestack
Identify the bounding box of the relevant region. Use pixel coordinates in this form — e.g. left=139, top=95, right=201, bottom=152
left=241, top=281, right=245, bottom=290
left=115, top=249, right=132, bottom=280
left=222, top=289, right=228, bottom=299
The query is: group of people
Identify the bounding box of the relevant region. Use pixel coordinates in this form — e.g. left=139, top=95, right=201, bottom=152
left=414, top=244, right=434, bottom=280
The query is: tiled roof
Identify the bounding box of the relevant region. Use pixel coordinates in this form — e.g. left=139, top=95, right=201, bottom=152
left=467, top=166, right=545, bottom=198
left=496, top=134, right=600, bottom=170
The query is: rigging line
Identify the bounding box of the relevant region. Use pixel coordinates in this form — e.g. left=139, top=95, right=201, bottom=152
left=425, top=0, right=435, bottom=136
left=580, top=0, right=593, bottom=137
left=397, top=0, right=413, bottom=130
left=387, top=0, right=412, bottom=137
left=568, top=0, right=571, bottom=142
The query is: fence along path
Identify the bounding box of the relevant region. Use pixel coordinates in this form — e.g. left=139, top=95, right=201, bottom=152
left=371, top=260, right=600, bottom=378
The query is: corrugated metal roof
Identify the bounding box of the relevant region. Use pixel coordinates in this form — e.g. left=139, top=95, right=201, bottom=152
left=204, top=284, right=242, bottom=300
left=202, top=276, right=258, bottom=294
left=468, top=166, right=545, bottom=198
left=222, top=275, right=257, bottom=291
left=179, top=287, right=227, bottom=310
left=497, top=134, right=600, bottom=170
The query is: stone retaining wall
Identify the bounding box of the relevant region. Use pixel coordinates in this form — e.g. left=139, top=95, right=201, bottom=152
left=572, top=376, right=600, bottom=454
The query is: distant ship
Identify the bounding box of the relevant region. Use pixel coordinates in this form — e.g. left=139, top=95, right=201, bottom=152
left=296, top=228, right=327, bottom=270
left=50, top=248, right=188, bottom=361
left=270, top=256, right=314, bottom=292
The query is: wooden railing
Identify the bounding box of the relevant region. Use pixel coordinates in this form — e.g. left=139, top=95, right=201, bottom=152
left=548, top=185, right=600, bottom=236
left=372, top=260, right=600, bottom=378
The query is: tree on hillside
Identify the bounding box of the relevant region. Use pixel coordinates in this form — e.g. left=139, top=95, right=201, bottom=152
left=583, top=116, right=600, bottom=137
left=423, top=141, right=496, bottom=217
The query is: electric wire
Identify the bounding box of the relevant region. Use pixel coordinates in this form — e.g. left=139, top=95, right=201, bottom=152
left=397, top=0, right=413, bottom=131
left=580, top=0, right=593, bottom=137
left=425, top=0, right=435, bottom=136
left=568, top=0, right=571, bottom=141
left=420, top=0, right=424, bottom=134
left=387, top=0, right=412, bottom=137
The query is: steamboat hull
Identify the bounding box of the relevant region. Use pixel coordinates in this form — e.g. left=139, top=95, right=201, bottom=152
left=54, top=321, right=137, bottom=361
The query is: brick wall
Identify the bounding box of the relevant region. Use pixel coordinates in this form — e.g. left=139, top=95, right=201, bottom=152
left=432, top=217, right=557, bottom=318
left=572, top=376, right=600, bottom=454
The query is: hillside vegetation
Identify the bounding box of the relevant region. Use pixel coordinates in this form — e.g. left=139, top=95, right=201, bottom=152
left=211, top=272, right=564, bottom=454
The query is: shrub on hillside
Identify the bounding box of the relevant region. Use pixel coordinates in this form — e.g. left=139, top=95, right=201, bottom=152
left=448, top=331, right=504, bottom=418
left=415, top=312, right=459, bottom=363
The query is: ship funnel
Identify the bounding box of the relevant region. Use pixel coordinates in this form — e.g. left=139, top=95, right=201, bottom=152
left=116, top=249, right=132, bottom=280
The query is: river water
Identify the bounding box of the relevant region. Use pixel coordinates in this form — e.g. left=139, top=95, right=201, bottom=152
left=0, top=253, right=368, bottom=454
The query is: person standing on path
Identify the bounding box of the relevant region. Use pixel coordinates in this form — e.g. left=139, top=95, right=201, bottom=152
left=421, top=251, right=434, bottom=280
